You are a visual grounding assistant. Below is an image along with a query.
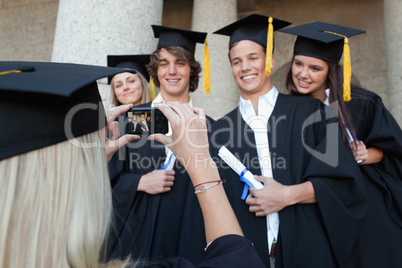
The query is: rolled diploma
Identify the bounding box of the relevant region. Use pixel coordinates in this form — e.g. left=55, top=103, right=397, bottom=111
left=218, top=146, right=264, bottom=190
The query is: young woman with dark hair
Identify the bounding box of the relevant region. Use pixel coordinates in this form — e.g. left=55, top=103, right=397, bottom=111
left=282, top=22, right=402, bottom=268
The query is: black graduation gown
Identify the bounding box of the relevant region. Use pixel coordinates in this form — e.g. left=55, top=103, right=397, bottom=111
left=107, top=102, right=214, bottom=265
left=136, top=235, right=264, bottom=268
left=127, top=122, right=143, bottom=134
left=347, top=88, right=402, bottom=268
left=210, top=94, right=367, bottom=268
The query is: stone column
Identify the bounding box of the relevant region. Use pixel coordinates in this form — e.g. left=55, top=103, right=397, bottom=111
left=52, top=0, right=162, bottom=65
left=51, top=0, right=163, bottom=105
left=384, top=0, right=402, bottom=126
left=191, top=0, right=238, bottom=119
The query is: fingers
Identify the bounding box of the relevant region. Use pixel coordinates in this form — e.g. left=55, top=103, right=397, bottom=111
left=154, top=103, right=181, bottom=122
left=148, top=133, right=172, bottom=146
left=106, top=134, right=139, bottom=162
left=193, top=107, right=206, bottom=122
left=245, top=193, right=256, bottom=205
left=106, top=104, right=133, bottom=124
left=254, top=175, right=267, bottom=184
left=164, top=169, right=176, bottom=175
left=117, top=134, right=139, bottom=147
left=108, top=121, right=119, bottom=141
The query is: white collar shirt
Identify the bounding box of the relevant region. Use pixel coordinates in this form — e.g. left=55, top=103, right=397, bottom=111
left=239, top=86, right=280, bottom=256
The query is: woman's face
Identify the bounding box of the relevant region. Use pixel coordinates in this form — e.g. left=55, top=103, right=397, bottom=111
left=112, top=72, right=143, bottom=106
left=291, top=55, right=329, bottom=102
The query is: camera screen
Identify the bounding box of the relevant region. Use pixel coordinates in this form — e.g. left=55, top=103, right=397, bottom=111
left=126, top=108, right=168, bottom=135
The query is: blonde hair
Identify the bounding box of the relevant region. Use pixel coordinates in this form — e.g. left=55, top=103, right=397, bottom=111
left=0, top=131, right=117, bottom=268
left=110, top=72, right=151, bottom=107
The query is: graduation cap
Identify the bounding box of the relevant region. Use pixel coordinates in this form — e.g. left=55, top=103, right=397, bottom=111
left=280, top=22, right=365, bottom=101
left=0, top=61, right=135, bottom=161
left=213, top=13, right=291, bottom=76
left=107, top=54, right=151, bottom=83
left=151, top=25, right=211, bottom=94
left=151, top=25, right=207, bottom=54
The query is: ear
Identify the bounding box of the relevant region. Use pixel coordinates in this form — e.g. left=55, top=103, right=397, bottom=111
left=271, top=56, right=275, bottom=70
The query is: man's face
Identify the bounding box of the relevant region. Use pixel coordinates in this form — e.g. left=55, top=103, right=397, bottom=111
left=229, top=40, right=274, bottom=99
left=157, top=48, right=191, bottom=98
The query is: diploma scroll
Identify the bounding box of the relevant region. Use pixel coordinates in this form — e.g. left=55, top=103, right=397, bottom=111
left=218, top=146, right=264, bottom=199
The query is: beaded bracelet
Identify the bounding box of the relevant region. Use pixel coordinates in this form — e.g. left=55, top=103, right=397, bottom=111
left=194, top=180, right=226, bottom=194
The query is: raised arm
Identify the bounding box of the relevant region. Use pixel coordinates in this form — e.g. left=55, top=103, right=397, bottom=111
left=149, top=103, right=243, bottom=243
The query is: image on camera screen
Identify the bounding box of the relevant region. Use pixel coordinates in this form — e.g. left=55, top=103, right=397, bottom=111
left=126, top=108, right=168, bottom=135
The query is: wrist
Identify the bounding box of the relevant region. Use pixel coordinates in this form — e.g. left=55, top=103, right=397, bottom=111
left=288, top=181, right=316, bottom=204
left=137, top=175, right=147, bottom=192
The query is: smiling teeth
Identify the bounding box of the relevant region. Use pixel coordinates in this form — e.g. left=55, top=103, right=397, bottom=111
left=299, top=80, right=309, bottom=85
left=168, top=79, right=179, bottom=82
left=242, top=75, right=256, bottom=80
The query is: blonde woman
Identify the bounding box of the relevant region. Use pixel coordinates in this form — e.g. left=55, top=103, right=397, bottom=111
left=0, top=62, right=137, bottom=268
left=107, top=54, right=152, bottom=107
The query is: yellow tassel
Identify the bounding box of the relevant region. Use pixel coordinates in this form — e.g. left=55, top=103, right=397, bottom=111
left=323, top=31, right=352, bottom=102
left=204, top=40, right=211, bottom=94
left=342, top=37, right=351, bottom=102
left=150, top=77, right=156, bottom=100
left=0, top=70, right=22, bottom=76
left=265, top=17, right=274, bottom=76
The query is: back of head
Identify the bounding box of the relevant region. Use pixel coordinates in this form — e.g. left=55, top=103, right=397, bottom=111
left=0, top=61, right=134, bottom=268
left=0, top=132, right=111, bottom=268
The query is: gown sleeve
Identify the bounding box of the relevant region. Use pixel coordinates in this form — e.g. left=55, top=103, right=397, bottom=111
left=106, top=149, right=146, bottom=257
left=303, top=105, right=368, bottom=268
left=349, top=89, right=402, bottom=226
left=142, top=235, right=265, bottom=268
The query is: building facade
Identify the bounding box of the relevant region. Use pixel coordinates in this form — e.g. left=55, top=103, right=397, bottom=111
left=1, top=0, right=401, bottom=124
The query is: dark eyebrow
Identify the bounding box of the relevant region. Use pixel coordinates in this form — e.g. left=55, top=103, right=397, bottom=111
left=247, top=52, right=259, bottom=56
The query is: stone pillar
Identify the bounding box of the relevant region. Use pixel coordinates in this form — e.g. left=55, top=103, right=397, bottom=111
left=51, top=0, right=163, bottom=105
left=191, top=0, right=238, bottom=119
left=384, top=0, right=402, bottom=126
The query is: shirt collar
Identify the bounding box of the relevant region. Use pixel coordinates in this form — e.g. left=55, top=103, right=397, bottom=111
left=324, top=88, right=330, bottom=106
left=151, top=92, right=193, bottom=107
left=239, top=86, right=279, bottom=118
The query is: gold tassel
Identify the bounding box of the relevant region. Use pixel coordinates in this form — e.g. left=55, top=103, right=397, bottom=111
left=265, top=17, right=274, bottom=76
left=342, top=37, right=352, bottom=102
left=323, top=31, right=352, bottom=102
left=0, top=70, right=22, bottom=76
left=150, top=77, right=156, bottom=100
left=204, top=40, right=211, bottom=94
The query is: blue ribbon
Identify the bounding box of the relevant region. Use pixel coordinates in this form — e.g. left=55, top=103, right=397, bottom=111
left=159, top=153, right=175, bottom=170
left=239, top=168, right=249, bottom=200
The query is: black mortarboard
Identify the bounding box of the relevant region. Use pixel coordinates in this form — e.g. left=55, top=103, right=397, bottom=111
left=280, top=21, right=365, bottom=63
left=107, top=54, right=151, bottom=83
left=213, top=13, right=291, bottom=76
left=280, top=22, right=365, bottom=101
left=151, top=25, right=207, bottom=54
left=213, top=14, right=291, bottom=50
left=0, top=61, right=135, bottom=160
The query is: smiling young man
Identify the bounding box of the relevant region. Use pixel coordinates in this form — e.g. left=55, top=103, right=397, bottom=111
left=107, top=26, right=213, bottom=264
left=211, top=14, right=367, bottom=268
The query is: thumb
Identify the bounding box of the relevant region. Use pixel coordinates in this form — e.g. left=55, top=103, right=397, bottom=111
left=254, top=175, right=267, bottom=184
left=148, top=133, right=172, bottom=146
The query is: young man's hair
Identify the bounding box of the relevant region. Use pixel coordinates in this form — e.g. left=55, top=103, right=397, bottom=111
left=147, top=46, right=202, bottom=93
